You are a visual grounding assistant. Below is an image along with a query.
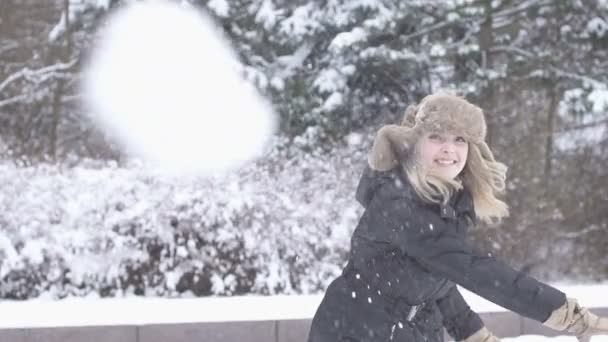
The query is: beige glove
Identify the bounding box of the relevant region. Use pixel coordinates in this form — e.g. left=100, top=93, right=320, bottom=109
left=543, top=297, right=608, bottom=342
left=462, top=326, right=500, bottom=342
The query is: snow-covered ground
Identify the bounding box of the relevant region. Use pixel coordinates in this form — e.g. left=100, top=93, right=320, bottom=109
left=1, top=283, right=607, bottom=341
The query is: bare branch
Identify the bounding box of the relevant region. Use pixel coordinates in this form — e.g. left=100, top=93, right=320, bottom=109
left=276, top=41, right=315, bottom=79
left=555, top=225, right=601, bottom=239
left=0, top=40, right=19, bottom=56
left=60, top=93, right=83, bottom=104
left=492, top=0, right=555, bottom=29
left=401, top=19, right=458, bottom=42
left=444, top=27, right=476, bottom=50
left=0, top=94, right=28, bottom=109
left=490, top=45, right=536, bottom=59
left=493, top=0, right=555, bottom=20
left=0, top=58, right=77, bottom=94
left=551, top=67, right=607, bottom=89
left=394, top=1, right=555, bottom=47
left=556, top=118, right=608, bottom=133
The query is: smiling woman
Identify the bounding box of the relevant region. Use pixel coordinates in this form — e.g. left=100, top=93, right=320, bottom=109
left=306, top=92, right=608, bottom=342
left=415, top=131, right=469, bottom=180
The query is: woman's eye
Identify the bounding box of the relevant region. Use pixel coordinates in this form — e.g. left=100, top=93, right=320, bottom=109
left=429, top=134, right=441, bottom=140
left=455, top=137, right=466, bottom=143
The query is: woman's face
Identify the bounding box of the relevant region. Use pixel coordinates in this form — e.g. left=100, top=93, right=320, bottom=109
left=415, top=131, right=469, bottom=179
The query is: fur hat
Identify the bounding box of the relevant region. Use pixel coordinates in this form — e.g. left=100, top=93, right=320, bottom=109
left=369, top=92, right=492, bottom=171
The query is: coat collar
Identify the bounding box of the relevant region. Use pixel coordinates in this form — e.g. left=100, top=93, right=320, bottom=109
left=440, top=188, right=475, bottom=220
left=356, top=165, right=476, bottom=220
left=391, top=168, right=476, bottom=221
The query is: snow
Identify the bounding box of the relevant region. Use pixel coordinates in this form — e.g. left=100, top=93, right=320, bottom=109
left=82, top=0, right=276, bottom=176
left=313, top=69, right=347, bottom=93
left=588, top=88, right=608, bottom=113
left=207, top=0, right=230, bottom=18
left=587, top=17, right=608, bottom=38
left=330, top=28, right=367, bottom=50
left=0, top=284, right=607, bottom=331
left=279, top=3, right=320, bottom=38
left=0, top=147, right=365, bottom=298
left=345, top=132, right=363, bottom=146
left=255, top=0, right=280, bottom=30
left=275, top=42, right=315, bottom=79
left=555, top=87, right=608, bottom=151
left=322, top=92, right=344, bottom=111
left=431, top=44, right=447, bottom=57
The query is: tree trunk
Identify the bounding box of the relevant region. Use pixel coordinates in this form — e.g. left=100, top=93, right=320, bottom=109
left=544, top=85, right=558, bottom=181
left=49, top=0, right=72, bottom=161
left=479, top=0, right=495, bottom=145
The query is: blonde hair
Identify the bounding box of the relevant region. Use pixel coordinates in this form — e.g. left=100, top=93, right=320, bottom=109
left=401, top=132, right=509, bottom=224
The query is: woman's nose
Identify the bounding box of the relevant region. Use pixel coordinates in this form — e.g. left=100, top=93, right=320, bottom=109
left=441, top=143, right=455, bottom=153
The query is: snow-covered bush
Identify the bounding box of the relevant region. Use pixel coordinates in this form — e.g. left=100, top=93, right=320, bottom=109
left=0, top=134, right=370, bottom=299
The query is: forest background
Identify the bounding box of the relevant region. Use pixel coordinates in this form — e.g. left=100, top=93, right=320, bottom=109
left=0, top=0, right=607, bottom=300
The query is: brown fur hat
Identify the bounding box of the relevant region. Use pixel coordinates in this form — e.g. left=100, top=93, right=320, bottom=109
left=369, top=92, right=489, bottom=171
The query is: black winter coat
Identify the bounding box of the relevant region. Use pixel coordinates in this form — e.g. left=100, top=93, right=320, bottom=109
left=307, top=167, right=566, bottom=342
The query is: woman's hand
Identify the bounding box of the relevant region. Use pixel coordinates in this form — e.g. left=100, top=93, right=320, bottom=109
left=569, top=306, right=608, bottom=342
left=543, top=297, right=608, bottom=342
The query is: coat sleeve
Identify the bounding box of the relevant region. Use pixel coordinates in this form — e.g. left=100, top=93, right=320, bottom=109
left=436, top=285, right=484, bottom=341
left=370, top=182, right=566, bottom=323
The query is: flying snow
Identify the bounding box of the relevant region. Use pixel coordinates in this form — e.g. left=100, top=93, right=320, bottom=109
left=82, top=0, right=276, bottom=175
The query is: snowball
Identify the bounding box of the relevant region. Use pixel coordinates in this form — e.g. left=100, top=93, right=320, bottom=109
left=82, top=0, right=276, bottom=176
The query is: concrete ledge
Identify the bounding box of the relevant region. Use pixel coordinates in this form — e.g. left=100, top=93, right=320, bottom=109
left=24, top=326, right=136, bottom=342
left=440, top=312, right=521, bottom=341
left=479, top=311, right=522, bottom=338
left=2, top=309, right=608, bottom=342
left=277, top=319, right=312, bottom=342
left=138, top=321, right=275, bottom=342
left=0, top=329, right=26, bottom=342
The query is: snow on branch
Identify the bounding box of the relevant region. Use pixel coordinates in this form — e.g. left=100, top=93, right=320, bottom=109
left=0, top=41, right=19, bottom=56
left=368, top=18, right=458, bottom=47
left=557, top=118, right=608, bottom=133
left=276, top=41, right=315, bottom=79
left=490, top=45, right=535, bottom=59
left=400, top=19, right=458, bottom=42
left=491, top=0, right=554, bottom=29
left=493, top=0, right=554, bottom=20
left=48, top=0, right=112, bottom=43
left=555, top=225, right=601, bottom=239
left=0, top=95, right=28, bottom=109
left=0, top=59, right=78, bottom=108
left=551, top=67, right=607, bottom=89
left=0, top=59, right=77, bottom=93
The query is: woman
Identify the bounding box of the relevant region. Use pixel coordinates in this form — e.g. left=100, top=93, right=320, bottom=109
left=307, top=92, right=608, bottom=342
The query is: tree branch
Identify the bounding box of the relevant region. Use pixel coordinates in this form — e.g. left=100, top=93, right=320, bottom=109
left=555, top=225, right=601, bottom=239
left=0, top=58, right=77, bottom=94
left=0, top=94, right=27, bottom=109
left=551, top=67, right=607, bottom=88
left=401, top=19, right=458, bottom=42
left=0, top=40, right=19, bottom=56
left=556, top=118, right=608, bottom=133
left=493, top=0, right=555, bottom=20
left=490, top=45, right=535, bottom=59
